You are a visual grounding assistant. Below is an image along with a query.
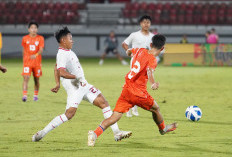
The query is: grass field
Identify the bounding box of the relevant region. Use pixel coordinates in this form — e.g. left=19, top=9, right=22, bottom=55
left=0, top=58, right=232, bottom=157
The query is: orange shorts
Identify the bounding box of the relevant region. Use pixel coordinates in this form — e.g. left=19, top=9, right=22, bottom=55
left=22, top=66, right=42, bottom=78
left=113, top=88, right=154, bottom=113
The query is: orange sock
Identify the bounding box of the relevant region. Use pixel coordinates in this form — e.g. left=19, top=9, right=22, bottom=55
left=94, top=125, right=104, bottom=137
left=158, top=121, right=165, bottom=130
left=34, top=90, right=39, bottom=96
left=23, top=90, right=27, bottom=97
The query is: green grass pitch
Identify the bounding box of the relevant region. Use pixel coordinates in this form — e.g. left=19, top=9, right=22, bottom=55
left=0, top=58, right=232, bottom=157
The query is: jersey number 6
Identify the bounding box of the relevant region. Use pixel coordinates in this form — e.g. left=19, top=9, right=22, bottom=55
left=128, top=61, right=140, bottom=79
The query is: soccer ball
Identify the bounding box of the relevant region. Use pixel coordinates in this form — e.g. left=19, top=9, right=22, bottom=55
left=185, top=106, right=202, bottom=121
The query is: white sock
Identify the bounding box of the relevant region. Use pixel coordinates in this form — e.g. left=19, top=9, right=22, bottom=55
left=102, top=106, right=120, bottom=134
left=42, top=114, right=68, bottom=135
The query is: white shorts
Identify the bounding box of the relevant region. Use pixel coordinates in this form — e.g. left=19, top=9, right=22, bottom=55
left=61, top=79, right=101, bottom=110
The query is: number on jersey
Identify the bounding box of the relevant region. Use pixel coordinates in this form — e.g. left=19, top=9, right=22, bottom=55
left=128, top=61, right=140, bottom=79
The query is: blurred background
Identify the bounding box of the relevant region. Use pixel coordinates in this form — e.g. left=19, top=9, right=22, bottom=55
left=0, top=0, right=232, bottom=66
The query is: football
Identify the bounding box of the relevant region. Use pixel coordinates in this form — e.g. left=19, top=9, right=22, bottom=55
left=185, top=106, right=202, bottom=121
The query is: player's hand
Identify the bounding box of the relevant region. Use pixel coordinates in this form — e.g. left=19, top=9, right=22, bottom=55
left=151, top=82, right=159, bottom=90
left=51, top=85, right=60, bottom=93
left=0, top=66, right=7, bottom=73
left=30, top=55, right=37, bottom=59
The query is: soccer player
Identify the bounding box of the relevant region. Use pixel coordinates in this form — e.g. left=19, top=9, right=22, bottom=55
left=32, top=27, right=131, bottom=142
left=88, top=34, right=177, bottom=147
left=0, top=64, right=7, bottom=73
left=122, top=15, right=154, bottom=117
left=99, top=31, right=128, bottom=65
left=21, top=21, right=44, bottom=102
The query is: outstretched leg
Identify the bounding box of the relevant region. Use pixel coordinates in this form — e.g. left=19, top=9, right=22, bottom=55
left=32, top=107, right=76, bottom=142
left=149, top=101, right=177, bottom=135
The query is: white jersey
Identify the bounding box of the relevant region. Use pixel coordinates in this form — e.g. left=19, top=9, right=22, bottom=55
left=56, top=47, right=101, bottom=110
left=123, top=30, right=154, bottom=50
left=56, top=47, right=86, bottom=84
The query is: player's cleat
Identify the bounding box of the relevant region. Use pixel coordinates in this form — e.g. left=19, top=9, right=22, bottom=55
left=33, top=96, right=38, bottom=101
left=121, top=60, right=128, bottom=65
left=132, top=106, right=139, bottom=116
left=114, top=130, right=132, bottom=141
left=22, top=96, right=27, bottom=102
left=126, top=109, right=132, bottom=117
left=159, top=123, right=177, bottom=135
left=32, top=130, right=45, bottom=142
left=99, top=59, right=104, bottom=65
left=88, top=130, right=97, bottom=146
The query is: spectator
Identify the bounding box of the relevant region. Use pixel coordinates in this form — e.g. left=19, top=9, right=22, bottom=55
left=180, top=34, right=188, bottom=43
left=99, top=31, right=128, bottom=65
left=205, top=31, right=211, bottom=43
left=152, top=28, right=158, bottom=35
left=207, top=28, right=219, bottom=44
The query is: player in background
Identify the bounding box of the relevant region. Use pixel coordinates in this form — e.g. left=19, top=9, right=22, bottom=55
left=21, top=21, right=44, bottom=102
left=122, top=15, right=154, bottom=117
left=0, top=64, right=7, bottom=73
left=32, top=27, right=131, bottom=142
left=99, top=31, right=128, bottom=65
left=88, top=34, right=177, bottom=147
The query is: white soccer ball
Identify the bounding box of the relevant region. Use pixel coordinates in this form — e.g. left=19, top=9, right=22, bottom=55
left=185, top=106, right=202, bottom=121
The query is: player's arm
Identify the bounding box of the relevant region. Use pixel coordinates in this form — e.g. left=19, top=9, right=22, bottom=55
left=51, top=65, right=60, bottom=93
left=147, top=68, right=159, bottom=90
left=58, top=68, right=76, bottom=79
left=122, top=42, right=129, bottom=51
left=31, top=47, right=44, bottom=59
left=126, top=48, right=133, bottom=57
left=0, top=64, right=7, bottom=73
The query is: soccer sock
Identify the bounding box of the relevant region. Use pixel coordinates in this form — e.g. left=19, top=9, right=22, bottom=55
left=158, top=120, right=165, bottom=131
left=34, top=90, right=39, bottom=97
left=42, top=114, right=68, bottom=135
left=94, top=125, right=104, bottom=137
left=102, top=106, right=120, bottom=134
left=23, top=90, right=27, bottom=97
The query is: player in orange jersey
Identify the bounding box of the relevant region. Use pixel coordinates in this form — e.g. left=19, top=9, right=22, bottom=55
left=21, top=21, right=44, bottom=102
left=88, top=34, right=177, bottom=146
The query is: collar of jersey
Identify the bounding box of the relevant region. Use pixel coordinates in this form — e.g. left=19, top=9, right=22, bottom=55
left=59, top=47, right=70, bottom=51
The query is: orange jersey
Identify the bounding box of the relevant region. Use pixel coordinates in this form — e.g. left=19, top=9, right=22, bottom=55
left=22, top=35, right=44, bottom=67
left=124, top=48, right=157, bottom=98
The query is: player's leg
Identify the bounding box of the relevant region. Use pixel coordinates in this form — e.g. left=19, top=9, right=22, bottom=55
left=88, top=90, right=132, bottom=146
left=32, top=81, right=82, bottom=142
left=33, top=77, right=39, bottom=101
left=32, top=67, right=42, bottom=101
left=84, top=86, right=121, bottom=137
left=88, top=112, right=124, bottom=146
left=22, top=66, right=31, bottom=102
left=99, top=49, right=108, bottom=65
left=22, top=75, right=30, bottom=102
left=114, top=49, right=128, bottom=65
left=149, top=101, right=177, bottom=135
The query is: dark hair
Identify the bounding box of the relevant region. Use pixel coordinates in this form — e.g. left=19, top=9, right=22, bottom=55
left=211, top=28, right=215, bottom=32
left=28, top=21, right=39, bottom=28
left=139, top=15, right=152, bottom=23
left=151, top=34, right=166, bottom=49
left=55, top=26, right=71, bottom=43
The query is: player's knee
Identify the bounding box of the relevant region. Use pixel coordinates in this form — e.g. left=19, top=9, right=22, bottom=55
left=94, top=94, right=109, bottom=109
left=150, top=102, right=160, bottom=112
left=65, top=108, right=76, bottom=120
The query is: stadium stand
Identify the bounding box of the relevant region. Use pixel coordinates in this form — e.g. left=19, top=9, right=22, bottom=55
left=121, top=2, right=232, bottom=25
left=0, top=1, right=86, bottom=24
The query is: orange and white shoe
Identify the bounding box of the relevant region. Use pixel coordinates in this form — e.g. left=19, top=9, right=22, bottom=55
left=159, top=123, right=177, bottom=135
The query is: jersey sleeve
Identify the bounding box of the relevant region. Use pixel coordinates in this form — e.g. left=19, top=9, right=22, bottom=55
left=123, top=33, right=134, bottom=45
left=56, top=52, right=67, bottom=70
left=39, top=36, right=45, bottom=48
left=148, top=56, right=157, bottom=70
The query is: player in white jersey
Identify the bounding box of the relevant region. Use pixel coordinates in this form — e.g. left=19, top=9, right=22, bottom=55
left=122, top=15, right=158, bottom=117
left=32, top=27, right=131, bottom=142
